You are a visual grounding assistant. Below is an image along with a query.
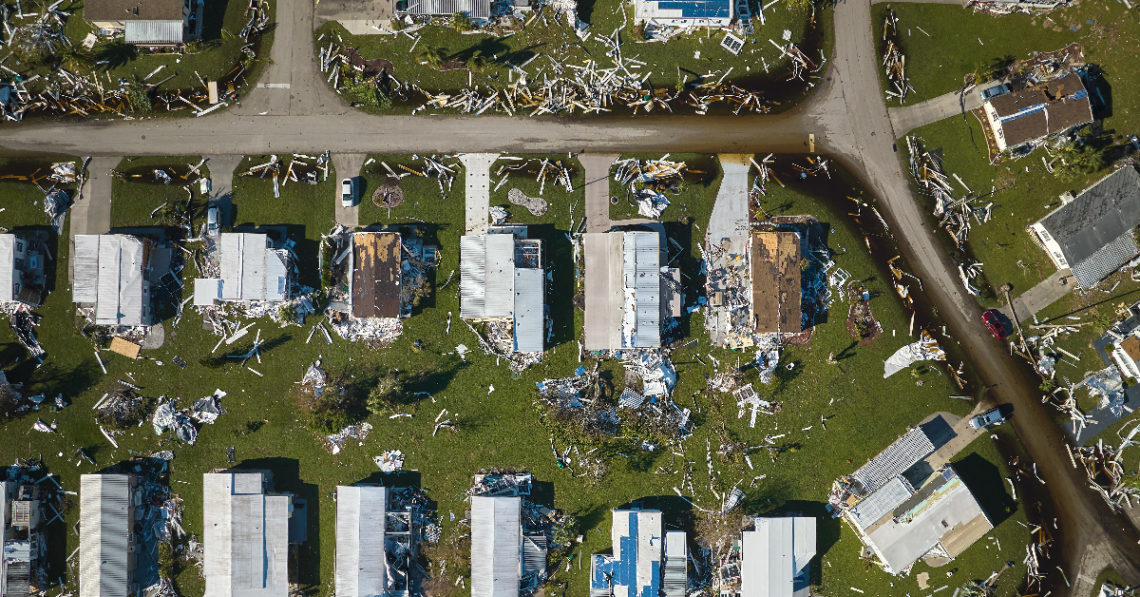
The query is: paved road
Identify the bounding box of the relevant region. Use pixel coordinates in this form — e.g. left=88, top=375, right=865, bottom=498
left=581, top=154, right=617, bottom=233
left=331, top=153, right=365, bottom=227
left=888, top=86, right=982, bottom=134
left=5, top=0, right=1140, bottom=592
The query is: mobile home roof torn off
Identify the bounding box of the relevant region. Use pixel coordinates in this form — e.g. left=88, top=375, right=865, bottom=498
left=751, top=231, right=801, bottom=335
left=349, top=232, right=401, bottom=320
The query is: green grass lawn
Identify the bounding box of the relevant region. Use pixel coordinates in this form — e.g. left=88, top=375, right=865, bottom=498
left=0, top=154, right=1030, bottom=597
left=316, top=0, right=826, bottom=114
left=609, top=154, right=723, bottom=223
left=110, top=156, right=210, bottom=229
left=870, top=2, right=1138, bottom=109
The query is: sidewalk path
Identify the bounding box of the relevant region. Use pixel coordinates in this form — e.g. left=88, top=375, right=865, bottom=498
left=580, top=154, right=617, bottom=233
left=460, top=153, right=498, bottom=235
left=998, top=268, right=1074, bottom=323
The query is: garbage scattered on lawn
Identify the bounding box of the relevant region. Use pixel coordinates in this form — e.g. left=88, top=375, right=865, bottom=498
left=880, top=9, right=914, bottom=103
left=883, top=331, right=946, bottom=378
left=238, top=153, right=332, bottom=196
left=94, top=385, right=153, bottom=429
left=733, top=384, right=780, bottom=428
left=152, top=393, right=227, bottom=445
left=613, top=157, right=686, bottom=219
left=374, top=449, right=405, bottom=472
left=189, top=390, right=227, bottom=424
left=300, top=361, right=329, bottom=398
left=1071, top=419, right=1140, bottom=511
left=8, top=308, right=45, bottom=362
left=325, top=422, right=372, bottom=455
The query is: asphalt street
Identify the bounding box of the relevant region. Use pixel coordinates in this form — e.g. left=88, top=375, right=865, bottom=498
left=3, top=0, right=1139, bottom=592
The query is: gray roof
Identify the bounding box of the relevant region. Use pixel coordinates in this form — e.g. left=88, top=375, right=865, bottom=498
left=470, top=496, right=521, bottom=597
left=73, top=235, right=150, bottom=327
left=850, top=427, right=935, bottom=497
left=461, top=232, right=545, bottom=354
left=740, top=518, right=816, bottom=597
left=513, top=268, right=544, bottom=353
left=203, top=471, right=290, bottom=597
left=80, top=474, right=133, bottom=597
left=0, top=235, right=14, bottom=303
left=213, top=233, right=289, bottom=303
left=623, top=231, right=661, bottom=349
left=400, top=0, right=490, bottom=19
left=334, top=486, right=387, bottom=597
left=124, top=20, right=184, bottom=44
left=1035, top=167, right=1140, bottom=287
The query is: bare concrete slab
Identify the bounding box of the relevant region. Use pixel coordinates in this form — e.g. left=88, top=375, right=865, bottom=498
left=580, top=154, right=617, bottom=233
left=460, top=153, right=498, bottom=235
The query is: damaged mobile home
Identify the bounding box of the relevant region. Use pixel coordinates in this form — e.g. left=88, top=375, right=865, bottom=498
left=335, top=485, right=423, bottom=597
left=583, top=229, right=681, bottom=352
left=589, top=506, right=687, bottom=597
left=0, top=476, right=43, bottom=597
left=460, top=228, right=545, bottom=357
left=751, top=230, right=803, bottom=335
left=194, top=233, right=293, bottom=308
left=203, top=470, right=292, bottom=597
left=0, top=234, right=49, bottom=308
left=79, top=474, right=136, bottom=597
left=469, top=473, right=550, bottom=597
left=72, top=234, right=159, bottom=328
left=828, top=422, right=993, bottom=575
left=1028, top=166, right=1140, bottom=289
left=326, top=230, right=438, bottom=344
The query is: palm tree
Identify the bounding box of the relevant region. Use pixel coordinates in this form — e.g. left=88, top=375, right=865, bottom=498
left=466, top=50, right=487, bottom=73
left=418, top=45, right=448, bottom=70
left=1052, top=141, right=1104, bottom=181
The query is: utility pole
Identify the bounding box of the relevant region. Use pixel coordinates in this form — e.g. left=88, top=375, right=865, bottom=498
left=1001, top=283, right=1036, bottom=368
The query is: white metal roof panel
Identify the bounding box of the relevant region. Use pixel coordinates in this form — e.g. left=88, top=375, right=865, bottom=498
left=203, top=471, right=290, bottom=597
left=460, top=235, right=486, bottom=319
left=80, top=474, right=132, bottom=597
left=0, top=236, right=14, bottom=303
left=73, top=235, right=100, bottom=304
left=471, top=496, right=521, bottom=597
left=513, top=268, right=544, bottom=354
left=741, top=518, right=816, bottom=597
left=124, top=20, right=184, bottom=44
left=849, top=476, right=914, bottom=531
left=335, top=486, right=387, bottom=597
left=484, top=234, right=515, bottom=319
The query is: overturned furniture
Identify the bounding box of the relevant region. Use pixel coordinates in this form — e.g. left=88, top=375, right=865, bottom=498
left=203, top=470, right=291, bottom=597
left=194, top=233, right=293, bottom=308
left=73, top=234, right=156, bottom=328
left=460, top=227, right=545, bottom=355
left=590, top=507, right=687, bottom=597
left=583, top=230, right=681, bottom=352
left=1028, top=166, right=1140, bottom=289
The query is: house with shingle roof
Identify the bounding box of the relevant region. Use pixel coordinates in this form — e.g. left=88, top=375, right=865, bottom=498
left=982, top=72, right=1094, bottom=153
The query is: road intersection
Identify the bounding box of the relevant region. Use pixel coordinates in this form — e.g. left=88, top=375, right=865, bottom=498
left=4, top=0, right=1140, bottom=593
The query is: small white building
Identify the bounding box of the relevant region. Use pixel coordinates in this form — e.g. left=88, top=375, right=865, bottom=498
left=80, top=474, right=136, bottom=597
left=633, top=0, right=733, bottom=26
left=0, top=234, right=48, bottom=307
left=73, top=234, right=154, bottom=327
left=194, top=233, right=292, bottom=307
left=203, top=471, right=291, bottom=597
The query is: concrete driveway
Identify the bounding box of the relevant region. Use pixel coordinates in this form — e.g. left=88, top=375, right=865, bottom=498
left=332, top=153, right=366, bottom=227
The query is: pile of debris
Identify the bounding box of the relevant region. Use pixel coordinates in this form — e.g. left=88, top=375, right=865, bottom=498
left=239, top=153, right=331, bottom=198
left=613, top=157, right=687, bottom=218
left=8, top=308, right=45, bottom=363
left=495, top=156, right=575, bottom=206
left=93, top=385, right=153, bottom=429
left=619, top=352, right=691, bottom=439
left=318, top=26, right=790, bottom=116
left=373, top=449, right=404, bottom=472
left=0, top=0, right=270, bottom=120
left=1071, top=420, right=1140, bottom=511
left=535, top=365, right=619, bottom=438
left=366, top=155, right=463, bottom=202
left=971, top=0, right=1070, bottom=16
left=151, top=391, right=227, bottom=445
left=733, top=383, right=780, bottom=428
left=905, top=136, right=991, bottom=295
left=880, top=10, right=914, bottom=103
left=883, top=330, right=946, bottom=378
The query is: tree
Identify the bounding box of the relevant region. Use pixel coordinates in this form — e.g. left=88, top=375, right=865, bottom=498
left=466, top=50, right=487, bottom=73
left=418, top=46, right=448, bottom=70
left=124, top=77, right=152, bottom=115
left=366, top=371, right=404, bottom=415
left=1052, top=141, right=1104, bottom=181
left=57, top=44, right=94, bottom=73
left=785, top=0, right=814, bottom=12
left=450, top=13, right=474, bottom=32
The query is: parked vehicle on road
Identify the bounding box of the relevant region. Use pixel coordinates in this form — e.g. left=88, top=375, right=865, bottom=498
left=969, top=407, right=1007, bottom=429
left=981, top=309, right=1012, bottom=340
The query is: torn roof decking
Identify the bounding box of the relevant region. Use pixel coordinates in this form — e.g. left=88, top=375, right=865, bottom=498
left=470, top=495, right=522, bottom=597
left=203, top=471, right=291, bottom=597
left=79, top=474, right=134, bottom=597
left=350, top=232, right=401, bottom=320
left=751, top=231, right=802, bottom=335
left=73, top=234, right=150, bottom=327
left=988, top=72, right=1093, bottom=149
left=583, top=231, right=664, bottom=351
left=335, top=486, right=388, bottom=597
left=740, top=517, right=816, bottom=597
left=1034, top=166, right=1140, bottom=287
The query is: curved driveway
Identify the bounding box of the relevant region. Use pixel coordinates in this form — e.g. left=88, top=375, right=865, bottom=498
left=3, top=0, right=1140, bottom=593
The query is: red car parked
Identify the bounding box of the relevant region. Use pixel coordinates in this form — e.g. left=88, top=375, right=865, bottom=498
left=981, top=309, right=1011, bottom=340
